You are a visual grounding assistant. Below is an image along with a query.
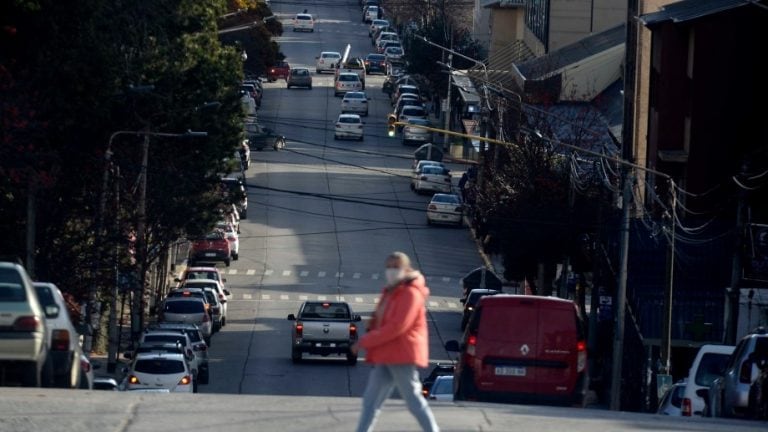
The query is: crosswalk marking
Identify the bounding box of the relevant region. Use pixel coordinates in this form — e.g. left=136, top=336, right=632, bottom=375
left=335, top=272, right=344, bottom=278
left=442, top=277, right=451, bottom=282
left=228, top=269, right=238, bottom=275
left=243, top=294, right=252, bottom=300
left=246, top=269, right=256, bottom=275
left=337, top=296, right=346, bottom=301
left=353, top=273, right=361, bottom=279
left=262, top=294, right=271, bottom=300
left=300, top=270, right=309, bottom=277
left=372, top=273, right=379, bottom=280
left=299, top=295, right=308, bottom=300
left=374, top=298, right=379, bottom=304
left=280, top=294, right=290, bottom=300
left=238, top=293, right=465, bottom=309
left=282, top=270, right=291, bottom=276
left=447, top=302, right=458, bottom=309
left=265, top=269, right=274, bottom=276
left=318, top=271, right=326, bottom=277
left=318, top=295, right=327, bottom=301
left=194, top=268, right=461, bottom=283
left=355, top=297, right=364, bottom=303
left=429, top=301, right=439, bottom=308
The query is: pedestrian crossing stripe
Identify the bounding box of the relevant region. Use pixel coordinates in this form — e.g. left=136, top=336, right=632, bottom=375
left=246, top=269, right=256, bottom=275
left=233, top=293, right=462, bottom=309
left=209, top=268, right=455, bottom=283
left=282, top=270, right=291, bottom=276
left=265, top=269, right=274, bottom=276
left=300, top=271, right=309, bottom=277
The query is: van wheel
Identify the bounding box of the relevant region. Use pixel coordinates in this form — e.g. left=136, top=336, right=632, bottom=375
left=224, top=259, right=231, bottom=267
left=41, top=355, right=55, bottom=388
left=193, top=379, right=199, bottom=393
left=455, top=369, right=478, bottom=401
left=199, top=367, right=210, bottom=385
left=291, top=349, right=302, bottom=363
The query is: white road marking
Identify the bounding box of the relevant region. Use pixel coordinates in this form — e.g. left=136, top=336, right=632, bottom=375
left=299, top=295, right=309, bottom=300
left=337, top=296, right=346, bottom=301
left=353, top=273, right=361, bottom=279
left=265, top=269, right=274, bottom=276
left=447, top=302, right=458, bottom=309
left=442, top=277, right=451, bottom=282
left=429, top=301, right=439, bottom=308
left=243, top=294, right=252, bottom=300
left=300, top=270, right=309, bottom=277
left=318, top=271, right=326, bottom=277
left=317, top=295, right=327, bottom=301
left=262, top=294, right=271, bottom=300
left=372, top=273, right=380, bottom=280
left=282, top=270, right=291, bottom=276
left=280, top=294, right=290, bottom=300
left=246, top=269, right=256, bottom=276
left=374, top=298, right=379, bottom=304
left=228, top=269, right=238, bottom=275
left=335, top=272, right=344, bottom=278
left=355, top=297, right=364, bottom=303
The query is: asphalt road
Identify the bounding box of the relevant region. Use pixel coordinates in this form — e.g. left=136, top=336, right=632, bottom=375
left=203, top=0, right=483, bottom=396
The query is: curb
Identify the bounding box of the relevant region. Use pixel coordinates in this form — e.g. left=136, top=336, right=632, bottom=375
left=463, top=214, right=496, bottom=275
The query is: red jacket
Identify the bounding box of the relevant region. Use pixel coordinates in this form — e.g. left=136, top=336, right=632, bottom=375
left=358, top=272, right=430, bottom=368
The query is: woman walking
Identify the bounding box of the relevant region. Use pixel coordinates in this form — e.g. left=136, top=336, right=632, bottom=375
left=352, top=252, right=440, bottom=432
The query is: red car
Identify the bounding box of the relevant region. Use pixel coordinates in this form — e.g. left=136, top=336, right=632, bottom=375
left=445, top=295, right=587, bottom=405
left=267, top=61, right=290, bottom=82
left=188, top=231, right=231, bottom=267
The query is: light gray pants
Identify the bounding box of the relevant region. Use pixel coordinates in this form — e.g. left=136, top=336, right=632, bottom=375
left=355, top=364, right=440, bottom=432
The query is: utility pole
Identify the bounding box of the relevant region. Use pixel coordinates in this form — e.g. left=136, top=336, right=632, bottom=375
left=25, top=181, right=36, bottom=277
left=660, top=185, right=677, bottom=375
left=725, top=163, right=748, bottom=344
left=443, top=52, right=453, bottom=151
left=107, top=166, right=120, bottom=373
left=132, top=133, right=150, bottom=343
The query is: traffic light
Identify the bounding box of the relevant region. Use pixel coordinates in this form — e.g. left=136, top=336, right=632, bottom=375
left=387, top=114, right=396, bottom=137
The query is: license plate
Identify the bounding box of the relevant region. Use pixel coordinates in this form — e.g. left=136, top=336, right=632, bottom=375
left=205, top=253, right=216, bottom=257
left=315, top=342, right=337, bottom=347
left=495, top=366, right=526, bottom=376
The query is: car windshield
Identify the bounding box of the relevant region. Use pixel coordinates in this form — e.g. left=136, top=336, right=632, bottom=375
left=431, top=378, right=452, bottom=395
left=296, top=15, right=311, bottom=20
left=345, top=93, right=364, bottom=99
left=409, top=119, right=430, bottom=126
left=300, top=302, right=350, bottom=319
left=340, top=75, right=357, bottom=82
left=403, top=108, right=425, bottom=116
left=0, top=268, right=26, bottom=302
left=164, top=300, right=204, bottom=314
left=367, top=55, right=385, bottom=61
left=339, top=117, right=360, bottom=124
left=134, top=359, right=185, bottom=374
left=185, top=271, right=219, bottom=281
left=182, top=281, right=218, bottom=290
left=322, top=53, right=340, bottom=59
left=204, top=231, right=224, bottom=240
left=422, top=167, right=448, bottom=175
left=432, top=195, right=460, bottom=204
left=695, top=352, right=731, bottom=386
left=143, top=335, right=187, bottom=345
left=33, top=286, right=57, bottom=308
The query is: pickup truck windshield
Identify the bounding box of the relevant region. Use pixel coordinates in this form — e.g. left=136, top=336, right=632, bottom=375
left=299, top=302, right=350, bottom=319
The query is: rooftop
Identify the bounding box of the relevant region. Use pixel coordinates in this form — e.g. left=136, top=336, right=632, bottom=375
left=640, top=0, right=753, bottom=26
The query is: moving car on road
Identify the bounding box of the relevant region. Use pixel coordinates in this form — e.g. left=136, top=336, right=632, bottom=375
left=124, top=352, right=195, bottom=393
left=267, top=61, right=290, bottom=82
left=334, top=72, right=363, bottom=97
left=316, top=51, right=342, bottom=73
left=427, top=375, right=455, bottom=401
left=293, top=13, right=315, bottom=32
left=334, top=114, right=365, bottom=141
left=287, top=67, right=313, bottom=89
left=364, top=53, right=387, bottom=74
left=426, top=193, right=463, bottom=226
left=33, top=282, right=84, bottom=388
left=335, top=57, right=367, bottom=89
left=413, top=165, right=452, bottom=195
left=460, top=288, right=500, bottom=330
left=341, top=91, right=369, bottom=116
left=287, top=301, right=362, bottom=364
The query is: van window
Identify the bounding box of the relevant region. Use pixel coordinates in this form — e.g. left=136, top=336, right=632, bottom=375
left=695, top=353, right=730, bottom=386
left=477, top=303, right=538, bottom=341
left=539, top=307, right=578, bottom=346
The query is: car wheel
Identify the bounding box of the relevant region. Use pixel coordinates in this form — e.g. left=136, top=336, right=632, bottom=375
left=291, top=349, right=302, bottom=363
left=232, top=253, right=239, bottom=261
left=346, top=353, right=358, bottom=365
left=21, top=361, right=41, bottom=387
left=224, top=259, right=231, bottom=267
left=193, top=378, right=199, bottom=393
left=455, top=369, right=478, bottom=401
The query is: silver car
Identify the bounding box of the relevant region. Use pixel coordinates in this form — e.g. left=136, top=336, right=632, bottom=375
left=160, top=298, right=213, bottom=345
left=287, top=67, right=312, bottom=89
left=709, top=328, right=768, bottom=417
left=402, top=118, right=432, bottom=145
left=341, top=91, right=369, bottom=116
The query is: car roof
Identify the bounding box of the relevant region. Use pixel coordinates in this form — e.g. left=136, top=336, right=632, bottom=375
left=134, top=352, right=186, bottom=361
left=296, top=13, right=312, bottom=18
left=321, top=51, right=341, bottom=56
left=182, top=279, right=220, bottom=284
left=185, top=267, right=219, bottom=272
left=479, top=294, right=576, bottom=308
left=339, top=72, right=359, bottom=77
left=402, top=105, right=425, bottom=111
left=338, top=114, right=361, bottom=119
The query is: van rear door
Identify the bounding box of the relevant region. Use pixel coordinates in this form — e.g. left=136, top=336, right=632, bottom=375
left=535, top=302, right=580, bottom=397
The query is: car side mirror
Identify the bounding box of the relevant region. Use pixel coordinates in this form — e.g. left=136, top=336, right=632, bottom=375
left=696, top=388, right=709, bottom=400
left=287, top=314, right=296, bottom=321
left=459, top=298, right=466, bottom=304
left=123, top=352, right=133, bottom=360
left=353, top=314, right=362, bottom=322
left=44, top=305, right=60, bottom=319
left=224, top=289, right=231, bottom=296
left=444, top=340, right=460, bottom=352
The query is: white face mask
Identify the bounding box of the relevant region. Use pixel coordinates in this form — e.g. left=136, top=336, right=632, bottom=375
left=384, top=268, right=404, bottom=285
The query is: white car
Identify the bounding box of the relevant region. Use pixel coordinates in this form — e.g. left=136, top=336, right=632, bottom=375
left=125, top=353, right=195, bottom=393
left=398, top=105, right=428, bottom=124
left=293, top=13, right=314, bottom=32
left=216, top=221, right=239, bottom=260
left=178, top=279, right=229, bottom=327
left=160, top=298, right=213, bottom=344
left=316, top=51, right=341, bottom=73
left=427, top=194, right=463, bottom=225
left=427, top=375, right=454, bottom=401
left=413, top=165, right=452, bottom=194
left=341, top=91, right=369, bottom=116
left=403, top=118, right=432, bottom=145
left=384, top=46, right=404, bottom=61
left=334, top=72, right=363, bottom=97
left=680, top=344, right=734, bottom=416
left=32, top=282, right=84, bottom=389
left=413, top=160, right=445, bottom=175
left=375, top=32, right=398, bottom=50
left=363, top=5, right=379, bottom=23
left=369, top=19, right=389, bottom=37
left=334, top=114, right=364, bottom=141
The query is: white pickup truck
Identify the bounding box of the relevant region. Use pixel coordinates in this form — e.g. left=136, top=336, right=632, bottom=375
left=287, top=301, right=361, bottom=365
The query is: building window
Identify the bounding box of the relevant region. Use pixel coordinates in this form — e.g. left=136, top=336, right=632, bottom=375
left=526, top=0, right=549, bottom=49
left=686, top=29, right=695, bottom=79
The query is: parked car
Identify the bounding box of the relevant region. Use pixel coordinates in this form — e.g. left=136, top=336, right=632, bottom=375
left=341, top=91, right=369, bottom=116
left=398, top=105, right=427, bottom=126
left=334, top=114, right=364, bottom=141
left=413, top=160, right=445, bottom=175
left=267, top=61, right=290, bottom=82
left=124, top=353, right=195, bottom=393
left=188, top=230, right=231, bottom=267
left=33, top=282, right=84, bottom=388
left=287, top=301, right=362, bottom=364
left=393, top=92, right=422, bottom=110
left=245, top=120, right=286, bottom=152
left=293, top=13, right=315, bottom=32
left=145, top=323, right=210, bottom=384
left=403, top=118, right=432, bottom=145
left=170, top=287, right=224, bottom=332
left=0, top=262, right=53, bottom=387
left=426, top=193, right=463, bottom=227
left=221, top=177, right=247, bottom=217
left=421, top=363, right=455, bottom=397
left=428, top=375, right=455, bottom=401
left=708, top=327, right=768, bottom=417
left=375, top=32, right=399, bottom=51
left=445, top=295, right=587, bottom=405
left=364, top=53, right=387, bottom=74
left=334, top=72, right=363, bottom=97
left=749, top=356, right=768, bottom=419
left=176, top=266, right=228, bottom=292
left=391, top=84, right=421, bottom=105
left=680, top=344, right=734, bottom=416
left=363, top=5, right=379, bottom=23
left=159, top=297, right=213, bottom=345
left=240, top=83, right=262, bottom=107
left=287, top=67, right=313, bottom=89
left=179, top=278, right=231, bottom=317
left=136, top=328, right=203, bottom=387
left=460, top=288, right=500, bottom=330
left=369, top=19, right=389, bottom=37
left=216, top=221, right=239, bottom=261
left=413, top=165, right=452, bottom=194
left=658, top=381, right=687, bottom=416
left=316, top=51, right=342, bottom=74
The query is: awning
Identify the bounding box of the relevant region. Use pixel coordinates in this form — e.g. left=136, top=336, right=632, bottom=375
left=451, top=72, right=482, bottom=105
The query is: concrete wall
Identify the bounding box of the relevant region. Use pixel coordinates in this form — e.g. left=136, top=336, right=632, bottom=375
left=473, top=0, right=493, bottom=50
left=488, top=8, right=526, bottom=62
left=561, top=44, right=624, bottom=102
left=549, top=0, right=592, bottom=51
left=592, top=0, right=628, bottom=33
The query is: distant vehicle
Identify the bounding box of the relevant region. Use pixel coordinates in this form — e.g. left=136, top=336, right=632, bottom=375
left=375, top=32, right=399, bottom=51
left=267, top=61, right=290, bottom=82
left=334, top=114, right=365, bottom=141
left=145, top=323, right=210, bottom=384
left=402, top=118, right=432, bottom=146
left=460, top=288, right=500, bottom=330
left=364, top=53, right=387, bottom=74
left=169, top=288, right=223, bottom=332
left=240, top=83, right=262, bottom=107
left=363, top=5, right=379, bottom=23
left=0, top=262, right=53, bottom=387
left=709, top=327, right=768, bottom=417
left=369, top=19, right=389, bottom=37
left=421, top=363, right=455, bottom=397
left=216, top=221, right=239, bottom=261
left=245, top=120, right=286, bottom=152
left=680, top=344, right=734, bottom=416
left=335, top=57, right=367, bottom=89
left=445, top=295, right=587, bottom=405
left=658, top=381, right=687, bottom=416
left=384, top=47, right=405, bottom=62
left=428, top=375, right=455, bottom=401
left=287, top=301, right=362, bottom=364
left=426, top=193, right=463, bottom=226
left=393, top=92, right=421, bottom=110
left=188, top=230, right=231, bottom=267
left=316, top=51, right=342, bottom=74
left=33, top=282, right=84, bottom=388
left=124, top=353, right=195, bottom=393
left=293, top=13, right=315, bottom=32
left=159, top=297, right=213, bottom=345
left=460, top=267, right=504, bottom=301
left=398, top=105, right=428, bottom=125
left=179, top=279, right=231, bottom=317
left=176, top=266, right=228, bottom=292
left=391, top=84, right=420, bottom=105
left=287, top=67, right=313, bottom=89
left=341, top=91, right=369, bottom=116
left=221, top=177, right=247, bottom=217
left=334, top=72, right=363, bottom=97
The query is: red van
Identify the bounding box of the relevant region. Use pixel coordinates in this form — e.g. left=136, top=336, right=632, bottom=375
left=445, top=295, right=587, bottom=405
